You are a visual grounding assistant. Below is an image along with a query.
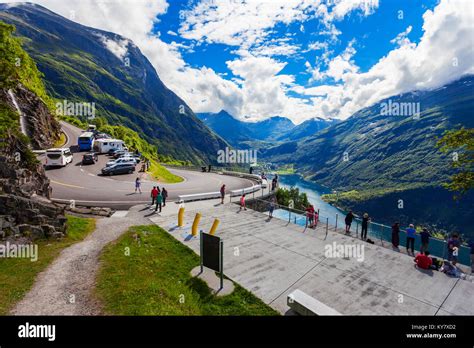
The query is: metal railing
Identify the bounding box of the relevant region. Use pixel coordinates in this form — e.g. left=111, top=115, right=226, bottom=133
left=243, top=197, right=471, bottom=266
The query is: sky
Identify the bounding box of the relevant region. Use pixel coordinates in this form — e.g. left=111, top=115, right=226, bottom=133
left=3, top=0, right=474, bottom=124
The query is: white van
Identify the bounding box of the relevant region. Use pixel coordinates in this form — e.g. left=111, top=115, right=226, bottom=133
left=45, top=148, right=73, bottom=167
left=93, top=139, right=125, bottom=154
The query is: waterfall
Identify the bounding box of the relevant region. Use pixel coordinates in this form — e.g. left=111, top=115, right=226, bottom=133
left=7, top=89, right=28, bottom=136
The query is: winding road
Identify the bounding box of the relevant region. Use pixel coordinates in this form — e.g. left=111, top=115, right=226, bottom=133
left=42, top=122, right=253, bottom=209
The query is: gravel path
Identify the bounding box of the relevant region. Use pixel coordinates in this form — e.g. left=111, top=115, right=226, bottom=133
left=10, top=205, right=153, bottom=315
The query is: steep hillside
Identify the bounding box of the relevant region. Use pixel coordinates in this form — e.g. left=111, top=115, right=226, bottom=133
left=0, top=3, right=227, bottom=164
left=0, top=20, right=66, bottom=240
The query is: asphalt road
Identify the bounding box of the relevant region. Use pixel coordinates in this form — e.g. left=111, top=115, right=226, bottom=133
left=41, top=121, right=254, bottom=209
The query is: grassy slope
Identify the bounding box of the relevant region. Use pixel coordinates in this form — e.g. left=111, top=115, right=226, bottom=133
left=95, top=225, right=278, bottom=315
left=0, top=215, right=96, bottom=315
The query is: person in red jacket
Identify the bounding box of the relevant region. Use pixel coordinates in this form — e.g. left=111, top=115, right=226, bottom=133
left=150, top=186, right=158, bottom=205
left=414, top=251, right=433, bottom=270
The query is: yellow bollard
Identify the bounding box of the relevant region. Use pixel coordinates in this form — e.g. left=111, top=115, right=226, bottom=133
left=209, top=219, right=220, bottom=235
left=178, top=207, right=185, bottom=227
left=192, top=213, right=201, bottom=236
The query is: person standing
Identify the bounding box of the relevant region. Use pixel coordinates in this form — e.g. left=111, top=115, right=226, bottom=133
left=406, top=224, right=416, bottom=255
left=391, top=222, right=400, bottom=249
left=135, top=177, right=142, bottom=193
left=361, top=213, right=370, bottom=240
left=220, top=184, right=226, bottom=204
left=155, top=190, right=163, bottom=213
left=150, top=186, right=158, bottom=205
left=268, top=197, right=275, bottom=218
left=161, top=187, right=168, bottom=207
left=420, top=228, right=431, bottom=253
left=239, top=194, right=247, bottom=211
left=306, top=205, right=315, bottom=228
left=345, top=210, right=354, bottom=234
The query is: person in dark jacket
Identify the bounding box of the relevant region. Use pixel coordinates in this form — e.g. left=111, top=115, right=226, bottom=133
left=345, top=211, right=354, bottom=234
left=361, top=213, right=370, bottom=240
left=420, top=228, right=431, bottom=253
left=161, top=187, right=168, bottom=207
left=391, top=222, right=400, bottom=249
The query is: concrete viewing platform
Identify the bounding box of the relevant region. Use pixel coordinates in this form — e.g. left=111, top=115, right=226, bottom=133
left=148, top=200, right=474, bottom=315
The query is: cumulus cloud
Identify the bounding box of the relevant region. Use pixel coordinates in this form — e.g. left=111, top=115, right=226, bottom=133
left=2, top=0, right=472, bottom=125
left=299, top=0, right=474, bottom=120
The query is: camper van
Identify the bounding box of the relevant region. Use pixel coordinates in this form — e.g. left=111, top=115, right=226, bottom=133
left=45, top=148, right=73, bottom=167
left=93, top=139, right=125, bottom=154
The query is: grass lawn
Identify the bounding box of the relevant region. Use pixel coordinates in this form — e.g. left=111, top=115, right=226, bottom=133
left=0, top=215, right=96, bottom=315
left=95, top=225, right=279, bottom=315
left=52, top=132, right=67, bottom=148
left=147, top=160, right=183, bottom=184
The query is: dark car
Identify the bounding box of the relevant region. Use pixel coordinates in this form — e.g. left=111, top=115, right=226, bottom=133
left=108, top=148, right=119, bottom=156
left=101, top=163, right=135, bottom=176
left=82, top=152, right=98, bottom=165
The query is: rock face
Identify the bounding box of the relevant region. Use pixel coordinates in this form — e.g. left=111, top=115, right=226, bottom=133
left=1, top=86, right=60, bottom=150
left=0, top=85, right=66, bottom=241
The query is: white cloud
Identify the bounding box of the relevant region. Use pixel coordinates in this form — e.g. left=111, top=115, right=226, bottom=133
left=3, top=0, right=471, bottom=126
left=96, top=34, right=130, bottom=60
left=298, top=0, right=474, bottom=120
left=390, top=26, right=413, bottom=47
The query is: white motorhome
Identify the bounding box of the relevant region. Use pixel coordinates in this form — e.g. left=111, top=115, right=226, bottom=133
left=45, top=148, right=73, bottom=167
left=93, top=139, right=125, bottom=154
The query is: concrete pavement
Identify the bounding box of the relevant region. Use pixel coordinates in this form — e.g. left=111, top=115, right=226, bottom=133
left=148, top=201, right=474, bottom=315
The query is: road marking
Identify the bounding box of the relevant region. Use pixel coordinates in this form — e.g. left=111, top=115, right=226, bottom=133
left=50, top=180, right=84, bottom=189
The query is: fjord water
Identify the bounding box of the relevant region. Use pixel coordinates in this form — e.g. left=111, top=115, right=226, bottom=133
left=277, top=174, right=345, bottom=226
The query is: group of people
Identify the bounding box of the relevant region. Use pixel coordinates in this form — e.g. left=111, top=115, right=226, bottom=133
left=150, top=186, right=168, bottom=213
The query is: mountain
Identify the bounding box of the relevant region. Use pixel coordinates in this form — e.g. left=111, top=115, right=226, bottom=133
left=246, top=116, right=295, bottom=141
left=261, top=75, right=474, bottom=234
left=277, top=117, right=338, bottom=141
left=196, top=110, right=254, bottom=147
left=0, top=3, right=227, bottom=164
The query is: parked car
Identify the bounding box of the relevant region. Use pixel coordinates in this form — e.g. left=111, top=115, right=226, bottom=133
left=101, top=163, right=135, bottom=175
left=82, top=152, right=98, bottom=165
left=106, top=157, right=137, bottom=167
left=117, top=153, right=141, bottom=163
left=108, top=148, right=119, bottom=156
left=112, top=150, right=128, bottom=159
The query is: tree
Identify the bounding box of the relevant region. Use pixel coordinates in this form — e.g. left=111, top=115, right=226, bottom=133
left=436, top=128, right=474, bottom=197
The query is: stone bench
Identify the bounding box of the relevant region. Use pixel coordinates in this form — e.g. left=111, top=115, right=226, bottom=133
left=287, top=289, right=341, bottom=316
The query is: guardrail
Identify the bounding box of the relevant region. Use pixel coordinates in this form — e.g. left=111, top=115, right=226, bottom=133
left=247, top=197, right=472, bottom=266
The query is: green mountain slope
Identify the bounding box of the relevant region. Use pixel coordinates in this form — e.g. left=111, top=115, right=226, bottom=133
left=0, top=3, right=227, bottom=164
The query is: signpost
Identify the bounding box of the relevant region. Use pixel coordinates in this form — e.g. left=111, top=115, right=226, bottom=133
left=200, top=231, right=224, bottom=290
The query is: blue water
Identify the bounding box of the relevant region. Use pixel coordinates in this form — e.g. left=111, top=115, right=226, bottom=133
left=272, top=174, right=471, bottom=266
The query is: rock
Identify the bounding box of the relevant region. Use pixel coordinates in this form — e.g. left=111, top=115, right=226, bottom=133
left=40, top=224, right=56, bottom=238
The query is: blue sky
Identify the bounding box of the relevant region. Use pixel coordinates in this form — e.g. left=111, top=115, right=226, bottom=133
left=7, top=0, right=473, bottom=123
left=158, top=0, right=436, bottom=85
